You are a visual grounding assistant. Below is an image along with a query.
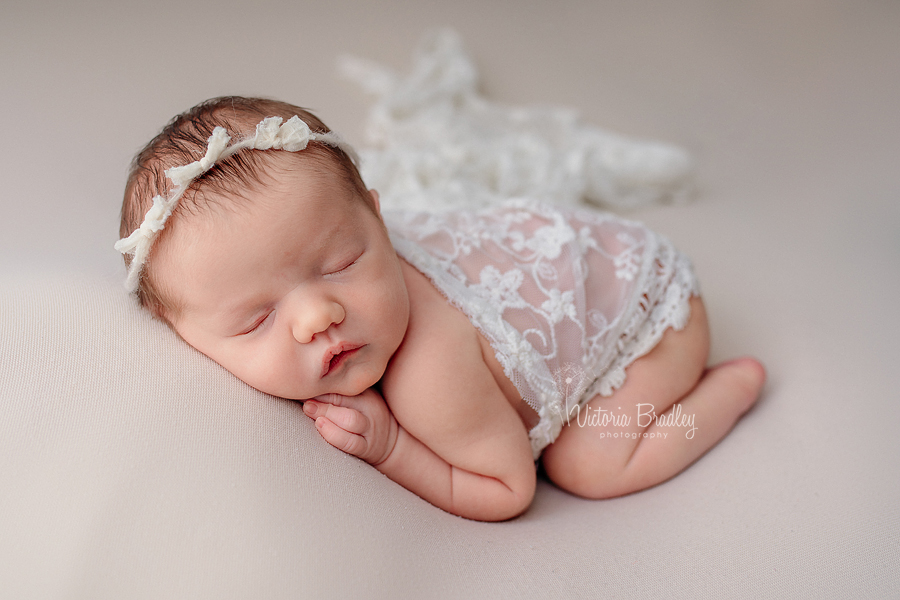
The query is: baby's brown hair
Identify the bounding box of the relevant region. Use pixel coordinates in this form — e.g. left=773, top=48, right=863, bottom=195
left=120, top=96, right=369, bottom=322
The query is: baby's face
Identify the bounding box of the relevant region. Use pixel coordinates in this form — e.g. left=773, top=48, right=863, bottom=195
left=155, top=159, right=410, bottom=400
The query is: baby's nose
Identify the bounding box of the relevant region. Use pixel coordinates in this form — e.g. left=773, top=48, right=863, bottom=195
left=292, top=299, right=345, bottom=344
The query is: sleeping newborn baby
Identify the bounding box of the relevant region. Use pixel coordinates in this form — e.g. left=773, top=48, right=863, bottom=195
left=117, top=96, right=765, bottom=521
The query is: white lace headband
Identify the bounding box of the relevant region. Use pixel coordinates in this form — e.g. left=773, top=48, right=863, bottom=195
left=115, top=115, right=358, bottom=292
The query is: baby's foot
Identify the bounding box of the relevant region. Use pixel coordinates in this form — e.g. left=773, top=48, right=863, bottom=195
left=706, top=357, right=766, bottom=414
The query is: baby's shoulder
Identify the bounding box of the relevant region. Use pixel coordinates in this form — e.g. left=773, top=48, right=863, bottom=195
left=380, top=260, right=509, bottom=439
left=384, top=259, right=484, bottom=394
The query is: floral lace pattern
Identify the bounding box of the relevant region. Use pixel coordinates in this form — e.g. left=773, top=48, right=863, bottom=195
left=386, top=200, right=699, bottom=458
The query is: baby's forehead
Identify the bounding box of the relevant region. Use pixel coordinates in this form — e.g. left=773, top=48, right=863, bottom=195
left=163, top=154, right=362, bottom=255
left=155, top=177, right=366, bottom=324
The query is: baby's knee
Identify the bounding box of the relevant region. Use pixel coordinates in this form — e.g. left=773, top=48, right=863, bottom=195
left=541, top=437, right=631, bottom=499
left=542, top=452, right=636, bottom=499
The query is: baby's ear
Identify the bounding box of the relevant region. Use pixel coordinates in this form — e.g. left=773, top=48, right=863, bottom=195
left=368, top=189, right=381, bottom=213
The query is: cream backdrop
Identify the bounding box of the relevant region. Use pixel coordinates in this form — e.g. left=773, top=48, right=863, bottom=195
left=1, top=1, right=898, bottom=598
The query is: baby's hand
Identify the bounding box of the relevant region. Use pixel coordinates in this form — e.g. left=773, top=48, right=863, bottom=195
left=302, top=389, right=399, bottom=466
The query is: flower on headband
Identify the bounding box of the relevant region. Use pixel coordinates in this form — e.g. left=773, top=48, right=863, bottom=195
left=113, top=195, right=175, bottom=255
left=166, top=127, right=232, bottom=188
left=253, top=117, right=282, bottom=149
left=276, top=116, right=312, bottom=151
left=141, top=196, right=174, bottom=234
left=253, top=116, right=312, bottom=151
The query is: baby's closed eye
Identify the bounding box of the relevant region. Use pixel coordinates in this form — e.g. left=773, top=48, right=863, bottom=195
left=323, top=250, right=364, bottom=277
left=237, top=311, right=274, bottom=336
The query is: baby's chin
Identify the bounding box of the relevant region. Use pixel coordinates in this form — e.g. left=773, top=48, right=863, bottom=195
left=234, top=351, right=390, bottom=400
left=260, top=374, right=382, bottom=401
left=333, top=357, right=391, bottom=395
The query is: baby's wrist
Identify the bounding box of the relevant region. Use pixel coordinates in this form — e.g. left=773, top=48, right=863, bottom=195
left=370, top=418, right=402, bottom=471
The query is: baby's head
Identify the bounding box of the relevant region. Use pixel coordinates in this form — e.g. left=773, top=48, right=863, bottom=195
left=118, top=96, right=410, bottom=400
left=120, top=96, right=371, bottom=321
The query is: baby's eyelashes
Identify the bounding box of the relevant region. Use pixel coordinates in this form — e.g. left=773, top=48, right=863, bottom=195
left=237, top=311, right=273, bottom=336
left=324, top=251, right=364, bottom=277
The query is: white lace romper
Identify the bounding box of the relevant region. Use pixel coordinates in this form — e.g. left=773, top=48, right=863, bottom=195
left=385, top=200, right=700, bottom=459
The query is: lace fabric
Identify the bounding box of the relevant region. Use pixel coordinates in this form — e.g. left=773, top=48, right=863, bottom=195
left=386, top=200, right=699, bottom=458
left=342, top=29, right=694, bottom=215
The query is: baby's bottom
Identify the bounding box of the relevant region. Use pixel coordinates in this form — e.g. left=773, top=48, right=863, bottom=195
left=541, top=297, right=765, bottom=499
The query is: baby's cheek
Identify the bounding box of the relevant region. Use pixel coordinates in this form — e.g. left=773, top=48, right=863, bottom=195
left=233, top=349, right=293, bottom=398
left=372, top=264, right=410, bottom=316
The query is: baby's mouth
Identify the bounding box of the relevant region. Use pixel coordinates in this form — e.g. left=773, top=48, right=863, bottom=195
left=321, top=343, right=364, bottom=378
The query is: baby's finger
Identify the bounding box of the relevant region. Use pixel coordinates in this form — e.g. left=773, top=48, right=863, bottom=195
left=312, top=393, right=351, bottom=406
left=312, top=392, right=371, bottom=412
left=303, top=400, right=369, bottom=435
left=314, top=417, right=368, bottom=458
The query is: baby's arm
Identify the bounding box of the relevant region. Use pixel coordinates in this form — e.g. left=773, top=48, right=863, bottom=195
left=302, top=345, right=536, bottom=522
left=303, top=258, right=536, bottom=521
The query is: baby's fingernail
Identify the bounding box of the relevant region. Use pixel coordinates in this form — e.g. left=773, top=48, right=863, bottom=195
left=303, top=401, right=317, bottom=417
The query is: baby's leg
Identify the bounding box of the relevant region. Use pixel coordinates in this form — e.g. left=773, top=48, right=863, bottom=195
left=542, top=298, right=765, bottom=499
